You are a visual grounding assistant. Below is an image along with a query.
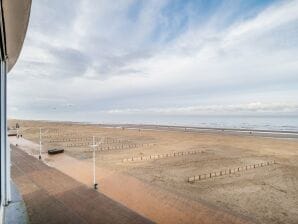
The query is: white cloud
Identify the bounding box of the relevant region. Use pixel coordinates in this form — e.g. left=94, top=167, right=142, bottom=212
left=7, top=0, right=298, bottom=121
left=104, top=102, right=298, bottom=116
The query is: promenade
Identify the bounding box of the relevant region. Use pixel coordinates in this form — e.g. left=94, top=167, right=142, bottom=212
left=11, top=145, right=153, bottom=224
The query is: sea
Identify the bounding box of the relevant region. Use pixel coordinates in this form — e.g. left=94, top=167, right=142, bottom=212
left=97, top=115, right=298, bottom=133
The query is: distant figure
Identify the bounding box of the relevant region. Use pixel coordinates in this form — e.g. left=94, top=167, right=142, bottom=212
left=16, top=123, right=20, bottom=129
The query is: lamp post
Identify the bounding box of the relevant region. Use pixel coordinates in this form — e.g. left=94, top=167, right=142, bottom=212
left=39, top=127, right=42, bottom=160
left=91, top=136, right=98, bottom=189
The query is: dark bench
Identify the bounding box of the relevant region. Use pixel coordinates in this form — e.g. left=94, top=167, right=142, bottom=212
left=48, top=148, right=64, bottom=155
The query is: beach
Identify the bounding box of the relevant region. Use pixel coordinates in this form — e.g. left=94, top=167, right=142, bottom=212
left=8, top=119, right=298, bottom=224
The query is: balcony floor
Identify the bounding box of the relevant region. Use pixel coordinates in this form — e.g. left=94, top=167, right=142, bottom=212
left=4, top=181, right=29, bottom=224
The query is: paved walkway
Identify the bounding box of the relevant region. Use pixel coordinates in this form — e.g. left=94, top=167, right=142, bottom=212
left=11, top=145, right=154, bottom=224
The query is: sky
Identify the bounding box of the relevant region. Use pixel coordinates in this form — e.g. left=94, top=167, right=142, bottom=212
left=7, top=0, right=298, bottom=124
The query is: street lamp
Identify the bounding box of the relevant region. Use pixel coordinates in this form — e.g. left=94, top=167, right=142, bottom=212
left=91, top=136, right=98, bottom=189
left=39, top=127, right=42, bottom=160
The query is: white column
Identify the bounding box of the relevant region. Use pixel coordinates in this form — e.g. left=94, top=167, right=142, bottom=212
left=0, top=60, right=10, bottom=205
left=0, top=60, right=5, bottom=208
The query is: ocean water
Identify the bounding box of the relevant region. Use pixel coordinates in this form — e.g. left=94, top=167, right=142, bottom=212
left=99, top=115, right=298, bottom=132
left=170, top=115, right=298, bottom=132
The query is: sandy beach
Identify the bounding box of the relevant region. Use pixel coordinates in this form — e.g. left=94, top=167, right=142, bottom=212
left=8, top=119, right=298, bottom=224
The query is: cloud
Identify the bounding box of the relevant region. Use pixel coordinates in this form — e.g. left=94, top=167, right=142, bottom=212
left=7, top=0, right=298, bottom=122
left=104, top=102, right=298, bottom=116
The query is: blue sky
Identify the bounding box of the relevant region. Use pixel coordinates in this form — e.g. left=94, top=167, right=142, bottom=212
left=7, top=0, right=298, bottom=123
